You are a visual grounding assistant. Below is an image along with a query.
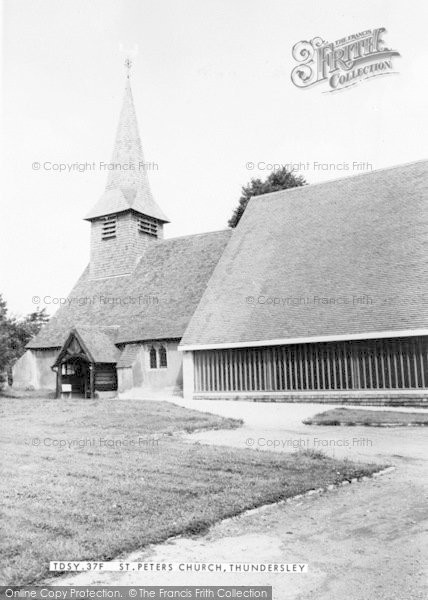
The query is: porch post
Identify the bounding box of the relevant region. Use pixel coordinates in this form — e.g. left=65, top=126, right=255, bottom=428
left=56, top=367, right=61, bottom=399
left=89, top=363, right=95, bottom=398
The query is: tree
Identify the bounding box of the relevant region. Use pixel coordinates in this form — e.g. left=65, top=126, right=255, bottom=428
left=8, top=308, right=49, bottom=360
left=0, top=295, right=12, bottom=386
left=228, top=167, right=307, bottom=228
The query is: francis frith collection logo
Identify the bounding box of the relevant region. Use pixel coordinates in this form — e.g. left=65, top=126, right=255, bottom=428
left=291, top=28, right=400, bottom=92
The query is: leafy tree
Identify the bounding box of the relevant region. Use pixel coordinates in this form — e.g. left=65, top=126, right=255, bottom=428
left=228, top=167, right=306, bottom=228
left=8, top=308, right=49, bottom=360
left=0, top=295, right=12, bottom=386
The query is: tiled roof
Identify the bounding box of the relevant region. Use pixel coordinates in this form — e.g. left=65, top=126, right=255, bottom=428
left=74, top=327, right=120, bottom=363
left=27, top=230, right=232, bottom=349
left=180, top=161, right=428, bottom=348
left=85, top=78, right=168, bottom=223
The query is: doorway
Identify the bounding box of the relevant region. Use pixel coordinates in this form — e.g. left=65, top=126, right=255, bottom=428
left=61, top=357, right=90, bottom=397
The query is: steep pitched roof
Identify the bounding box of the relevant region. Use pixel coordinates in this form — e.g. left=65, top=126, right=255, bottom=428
left=53, top=327, right=120, bottom=365
left=180, top=161, right=428, bottom=349
left=27, top=230, right=232, bottom=349
left=74, top=327, right=120, bottom=363
left=85, top=77, right=168, bottom=222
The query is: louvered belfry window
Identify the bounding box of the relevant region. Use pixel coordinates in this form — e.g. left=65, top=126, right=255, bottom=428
left=101, top=216, right=117, bottom=240
left=138, top=215, right=158, bottom=237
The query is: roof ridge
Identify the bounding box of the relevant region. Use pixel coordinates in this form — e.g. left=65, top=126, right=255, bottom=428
left=250, top=158, right=428, bottom=201
left=75, top=325, right=119, bottom=330
left=161, top=229, right=231, bottom=242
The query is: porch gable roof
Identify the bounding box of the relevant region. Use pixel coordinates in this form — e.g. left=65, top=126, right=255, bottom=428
left=53, top=327, right=120, bottom=366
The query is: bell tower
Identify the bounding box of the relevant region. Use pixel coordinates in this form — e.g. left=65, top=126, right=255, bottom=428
left=85, top=60, right=169, bottom=280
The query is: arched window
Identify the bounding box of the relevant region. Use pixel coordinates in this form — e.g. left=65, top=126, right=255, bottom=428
left=149, top=346, right=157, bottom=369
left=159, top=345, right=167, bottom=368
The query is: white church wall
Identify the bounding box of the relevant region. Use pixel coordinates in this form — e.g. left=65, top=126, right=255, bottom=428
left=117, top=366, right=134, bottom=393
left=130, top=340, right=183, bottom=393
left=12, top=349, right=58, bottom=390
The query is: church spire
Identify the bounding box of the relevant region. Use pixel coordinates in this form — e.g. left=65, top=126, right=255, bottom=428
left=85, top=62, right=168, bottom=223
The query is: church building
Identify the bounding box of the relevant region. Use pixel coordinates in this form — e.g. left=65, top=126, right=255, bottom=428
left=13, top=71, right=428, bottom=402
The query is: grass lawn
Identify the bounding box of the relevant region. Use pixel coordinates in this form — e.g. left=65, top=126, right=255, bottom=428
left=1, top=398, right=382, bottom=585
left=303, top=407, right=428, bottom=427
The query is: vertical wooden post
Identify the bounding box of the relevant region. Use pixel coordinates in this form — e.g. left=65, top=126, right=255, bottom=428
left=356, top=346, right=362, bottom=389
left=404, top=342, right=411, bottom=388
left=256, top=349, right=262, bottom=390
left=303, top=345, right=309, bottom=390
left=232, top=350, right=237, bottom=391
left=367, top=345, right=373, bottom=389
left=343, top=343, right=349, bottom=390
left=214, top=351, right=219, bottom=392
left=197, top=353, right=201, bottom=392
left=399, top=340, right=405, bottom=388
left=208, top=352, right=212, bottom=391
left=238, top=349, right=243, bottom=391
left=380, top=345, right=386, bottom=389
left=315, top=345, right=320, bottom=390
left=283, top=347, right=288, bottom=390
left=387, top=348, right=392, bottom=388
left=253, top=350, right=258, bottom=390
left=338, top=344, right=343, bottom=390
left=419, top=339, right=425, bottom=388
left=272, top=348, right=277, bottom=391
left=309, top=345, right=314, bottom=390
left=411, top=341, right=418, bottom=388
left=326, top=348, right=332, bottom=390
left=320, top=347, right=324, bottom=390
left=350, top=348, right=355, bottom=389
left=265, top=349, right=271, bottom=391
left=200, top=353, right=204, bottom=392
left=204, top=352, right=208, bottom=392
left=56, top=367, right=61, bottom=399
left=392, top=344, right=399, bottom=388
left=89, top=363, right=95, bottom=398
left=293, top=347, right=298, bottom=390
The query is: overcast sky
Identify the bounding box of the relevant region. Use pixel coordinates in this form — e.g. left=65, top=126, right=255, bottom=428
left=2, top=0, right=427, bottom=316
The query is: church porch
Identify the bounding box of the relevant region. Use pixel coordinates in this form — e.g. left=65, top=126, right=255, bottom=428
left=52, top=328, right=118, bottom=399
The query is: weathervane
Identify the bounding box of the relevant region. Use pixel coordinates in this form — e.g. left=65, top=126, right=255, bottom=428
left=119, top=43, right=138, bottom=79
left=124, top=57, right=133, bottom=77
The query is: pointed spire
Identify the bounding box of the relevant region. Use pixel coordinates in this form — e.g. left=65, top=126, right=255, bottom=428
left=85, top=66, right=168, bottom=222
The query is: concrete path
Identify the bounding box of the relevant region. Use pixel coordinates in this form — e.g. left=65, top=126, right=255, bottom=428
left=48, top=400, right=428, bottom=599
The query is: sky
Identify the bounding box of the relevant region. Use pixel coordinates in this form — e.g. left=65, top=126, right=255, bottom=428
left=1, top=0, right=428, bottom=316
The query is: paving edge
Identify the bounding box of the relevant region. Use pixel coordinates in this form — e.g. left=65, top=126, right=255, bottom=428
left=223, top=465, right=397, bottom=522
